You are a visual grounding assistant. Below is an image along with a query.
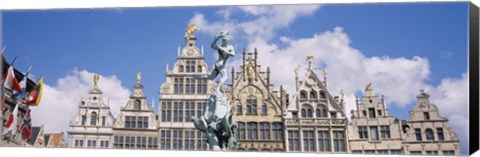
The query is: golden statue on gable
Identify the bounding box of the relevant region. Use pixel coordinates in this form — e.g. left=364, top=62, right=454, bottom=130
left=185, top=23, right=198, bottom=38
left=93, top=74, right=100, bottom=87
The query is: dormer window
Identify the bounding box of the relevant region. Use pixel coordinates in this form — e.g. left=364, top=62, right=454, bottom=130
left=309, top=91, right=317, bottom=100
left=179, top=65, right=184, bottom=72
left=90, top=112, right=97, bottom=126
left=301, top=105, right=313, bottom=118
left=300, top=91, right=307, bottom=100
left=320, top=91, right=326, bottom=99
left=426, top=128, right=434, bottom=141
left=134, top=99, right=141, bottom=110
left=368, top=108, right=376, bottom=118
left=424, top=112, right=430, bottom=120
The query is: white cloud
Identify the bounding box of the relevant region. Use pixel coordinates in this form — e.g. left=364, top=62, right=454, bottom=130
left=30, top=68, right=130, bottom=135
left=190, top=6, right=469, bottom=154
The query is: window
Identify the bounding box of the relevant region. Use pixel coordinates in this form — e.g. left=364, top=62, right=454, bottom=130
left=186, top=60, right=196, bottom=73
left=246, top=98, right=257, bottom=115
left=237, top=122, right=246, bottom=140
left=260, top=122, right=270, bottom=140
left=288, top=130, right=300, bottom=152
left=380, top=126, right=390, bottom=139
left=442, top=150, right=455, bottom=155
left=196, top=79, right=207, bottom=94
left=143, top=117, right=148, bottom=128
left=236, top=103, right=243, bottom=115
left=370, top=126, right=379, bottom=140
left=184, top=130, right=195, bottom=150
left=309, top=91, right=317, bottom=99
left=75, top=139, right=84, bottom=147
left=301, top=105, right=313, bottom=118
left=437, top=128, right=444, bottom=141
left=410, top=151, right=422, bottom=155
left=100, top=140, right=109, bottom=148
left=179, top=65, right=184, bottom=72
left=424, top=112, right=430, bottom=120
left=316, top=105, right=328, bottom=118
left=333, top=131, right=346, bottom=152
left=87, top=140, right=96, bottom=148
left=90, top=112, right=97, bottom=126
left=81, top=116, right=86, bottom=125
left=197, top=65, right=202, bottom=73
left=368, top=108, right=376, bottom=118
left=196, top=131, right=208, bottom=150
left=320, top=91, right=326, bottom=99
left=134, top=99, right=141, bottom=110
left=197, top=101, right=207, bottom=118
left=425, top=128, right=434, bottom=141
left=330, top=112, right=337, bottom=118
left=426, top=150, right=438, bottom=155
left=261, top=104, right=267, bottom=115
left=365, top=150, right=375, bottom=154
left=174, top=77, right=184, bottom=94
left=377, top=110, right=382, bottom=116
left=185, top=78, right=191, bottom=94
left=318, top=130, right=330, bottom=152
left=352, top=150, right=363, bottom=154
left=173, top=101, right=184, bottom=122
left=162, top=101, right=172, bottom=122
left=303, top=130, right=316, bottom=152
left=114, top=136, right=124, bottom=148
left=415, top=128, right=422, bottom=141
left=378, top=150, right=388, bottom=154
left=131, top=116, right=136, bottom=128
left=185, top=101, right=195, bottom=122
left=358, top=126, right=368, bottom=139
left=102, top=116, right=106, bottom=126
left=391, top=150, right=403, bottom=154
left=272, top=123, right=283, bottom=140
left=300, top=91, right=307, bottom=100
left=247, top=122, right=258, bottom=140
left=160, top=130, right=171, bottom=149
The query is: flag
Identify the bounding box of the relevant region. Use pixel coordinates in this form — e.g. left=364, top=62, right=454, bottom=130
left=20, top=109, right=32, bottom=139
left=26, top=76, right=43, bottom=106
left=3, top=66, right=22, bottom=94
left=15, top=67, right=32, bottom=99
left=2, top=103, right=19, bottom=136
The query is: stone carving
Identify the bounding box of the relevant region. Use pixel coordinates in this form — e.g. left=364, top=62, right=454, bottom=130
left=191, top=30, right=238, bottom=151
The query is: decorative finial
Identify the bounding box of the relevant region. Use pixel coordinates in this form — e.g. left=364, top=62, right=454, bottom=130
left=93, top=74, right=100, bottom=87
left=340, top=89, right=344, bottom=99
left=185, top=23, right=197, bottom=38
left=294, top=65, right=300, bottom=77
left=137, top=72, right=142, bottom=84
left=306, top=56, right=314, bottom=62
left=323, top=68, right=327, bottom=77
left=365, top=83, right=374, bottom=96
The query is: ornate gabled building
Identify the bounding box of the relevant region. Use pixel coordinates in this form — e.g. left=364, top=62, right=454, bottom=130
left=44, top=132, right=65, bottom=147
left=283, top=58, right=348, bottom=153
left=225, top=49, right=286, bottom=152
left=402, top=90, right=460, bottom=156
left=347, top=83, right=404, bottom=155
left=112, top=73, right=158, bottom=149
left=157, top=28, right=215, bottom=151
left=67, top=75, right=115, bottom=149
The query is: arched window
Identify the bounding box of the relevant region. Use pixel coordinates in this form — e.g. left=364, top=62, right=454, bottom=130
left=310, top=91, right=317, bottom=100
left=300, top=91, right=307, bottom=100
left=197, top=65, right=202, bottom=73
left=179, top=65, right=184, bottom=72
left=320, top=91, right=326, bottom=99
left=301, top=105, right=313, bottom=118
left=316, top=105, right=328, bottom=118
left=425, top=128, right=434, bottom=141
left=261, top=104, right=267, bottom=115
left=90, top=112, right=97, bottom=126
left=134, top=99, right=141, bottom=110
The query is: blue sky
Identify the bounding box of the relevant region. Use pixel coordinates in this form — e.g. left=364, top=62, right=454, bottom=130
left=1, top=2, right=469, bottom=154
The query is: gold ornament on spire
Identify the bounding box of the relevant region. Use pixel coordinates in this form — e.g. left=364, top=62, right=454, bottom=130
left=185, top=23, right=198, bottom=38
left=306, top=56, right=314, bottom=62
left=93, top=74, right=100, bottom=87
left=137, top=72, right=142, bottom=84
